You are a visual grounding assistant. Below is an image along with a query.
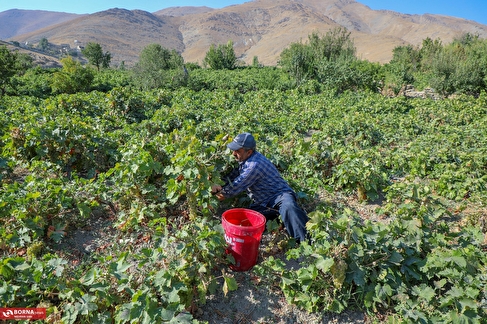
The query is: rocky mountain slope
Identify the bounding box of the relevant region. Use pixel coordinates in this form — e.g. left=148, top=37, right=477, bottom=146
left=0, top=9, right=82, bottom=39
left=2, top=0, right=487, bottom=67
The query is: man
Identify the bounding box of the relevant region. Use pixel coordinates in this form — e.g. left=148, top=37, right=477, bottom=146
left=212, top=133, right=309, bottom=243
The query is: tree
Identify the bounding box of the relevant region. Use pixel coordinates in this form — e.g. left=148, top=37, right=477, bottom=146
left=428, top=38, right=487, bottom=96
left=384, top=44, right=421, bottom=92
left=82, top=42, right=111, bottom=70
left=203, top=41, right=237, bottom=70
left=279, top=42, right=313, bottom=85
left=101, top=51, right=111, bottom=69
left=0, top=45, right=33, bottom=96
left=308, top=28, right=356, bottom=62
left=252, top=56, right=261, bottom=67
left=279, top=28, right=358, bottom=88
left=51, top=56, right=94, bottom=94
left=131, top=44, right=185, bottom=90
left=453, top=32, right=480, bottom=46
left=0, top=46, right=18, bottom=96
left=38, top=38, right=49, bottom=51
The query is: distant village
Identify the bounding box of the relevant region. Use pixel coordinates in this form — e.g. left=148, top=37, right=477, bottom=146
left=10, top=38, right=85, bottom=59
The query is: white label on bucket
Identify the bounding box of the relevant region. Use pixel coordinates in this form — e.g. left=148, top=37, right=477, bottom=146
left=225, top=234, right=232, bottom=245
left=225, top=234, right=245, bottom=244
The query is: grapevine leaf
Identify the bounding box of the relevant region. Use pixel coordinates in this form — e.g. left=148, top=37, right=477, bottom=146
left=223, top=276, right=237, bottom=296
left=80, top=267, right=97, bottom=285
left=314, top=255, right=334, bottom=272
left=168, top=287, right=181, bottom=304
left=458, top=298, right=478, bottom=311
left=77, top=203, right=91, bottom=219
left=61, top=303, right=79, bottom=324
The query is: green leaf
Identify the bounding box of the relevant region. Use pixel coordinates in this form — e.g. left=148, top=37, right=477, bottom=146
left=114, top=304, right=131, bottom=323
left=80, top=268, right=97, bottom=286
left=449, top=255, right=466, bottom=268
left=13, top=261, right=31, bottom=271
left=223, top=276, right=238, bottom=296
left=47, top=258, right=67, bottom=277
left=349, top=262, right=366, bottom=286
left=169, top=311, right=193, bottom=323
left=208, top=279, right=219, bottom=295
left=76, top=294, right=98, bottom=315
left=375, top=283, right=393, bottom=299
left=0, top=263, right=15, bottom=280
left=418, top=286, right=435, bottom=302
left=109, top=255, right=132, bottom=281
left=26, top=191, right=41, bottom=199
left=168, top=287, right=181, bottom=304
left=388, top=251, right=404, bottom=265
left=458, top=298, right=478, bottom=311
left=314, top=255, right=334, bottom=272
left=160, top=309, right=176, bottom=321
left=77, top=203, right=91, bottom=218
left=281, top=276, right=296, bottom=286
left=61, top=303, right=79, bottom=324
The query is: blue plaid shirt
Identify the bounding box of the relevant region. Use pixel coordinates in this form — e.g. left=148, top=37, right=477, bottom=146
left=221, top=151, right=295, bottom=206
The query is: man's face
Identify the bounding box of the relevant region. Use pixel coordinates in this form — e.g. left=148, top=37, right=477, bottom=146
left=232, top=148, right=253, bottom=162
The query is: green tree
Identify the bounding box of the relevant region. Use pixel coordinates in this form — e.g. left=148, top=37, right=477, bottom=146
left=308, top=28, right=356, bottom=62
left=453, top=32, right=480, bottom=46
left=419, top=37, right=443, bottom=70
left=383, top=44, right=421, bottom=93
left=428, top=37, right=487, bottom=96
left=101, top=51, right=111, bottom=69
left=82, top=42, right=111, bottom=70
left=0, top=45, right=33, bottom=96
left=279, top=42, right=313, bottom=85
left=203, top=41, right=237, bottom=70
left=38, top=38, right=49, bottom=51
left=131, top=43, right=185, bottom=90
left=279, top=28, right=363, bottom=90
left=0, top=46, right=18, bottom=96
left=51, top=56, right=94, bottom=94
left=252, top=56, right=260, bottom=68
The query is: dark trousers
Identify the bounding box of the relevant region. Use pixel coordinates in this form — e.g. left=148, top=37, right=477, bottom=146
left=249, top=192, right=309, bottom=243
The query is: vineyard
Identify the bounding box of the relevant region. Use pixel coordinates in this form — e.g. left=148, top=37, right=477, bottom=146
left=1, top=83, right=487, bottom=323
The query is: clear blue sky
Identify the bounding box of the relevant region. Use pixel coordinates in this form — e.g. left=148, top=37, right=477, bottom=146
left=1, top=0, right=486, bottom=25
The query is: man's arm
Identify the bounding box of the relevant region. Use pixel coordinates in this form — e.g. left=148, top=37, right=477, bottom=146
left=222, top=166, right=240, bottom=185
left=220, top=161, right=261, bottom=198
left=211, top=166, right=240, bottom=201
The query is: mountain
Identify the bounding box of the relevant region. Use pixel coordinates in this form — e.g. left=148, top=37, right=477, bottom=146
left=0, top=9, right=82, bottom=39
left=7, top=8, right=185, bottom=66
left=3, top=0, right=487, bottom=67
left=153, top=6, right=214, bottom=17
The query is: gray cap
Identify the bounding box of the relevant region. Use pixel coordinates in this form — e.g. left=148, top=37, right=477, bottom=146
left=227, top=133, right=256, bottom=150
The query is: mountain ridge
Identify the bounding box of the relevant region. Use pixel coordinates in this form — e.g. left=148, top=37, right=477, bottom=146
left=2, top=0, right=486, bottom=67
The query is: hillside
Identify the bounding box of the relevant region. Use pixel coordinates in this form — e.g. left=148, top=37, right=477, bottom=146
left=0, top=40, right=62, bottom=68
left=3, top=0, right=487, bottom=67
left=153, top=6, right=214, bottom=17
left=0, top=9, right=82, bottom=39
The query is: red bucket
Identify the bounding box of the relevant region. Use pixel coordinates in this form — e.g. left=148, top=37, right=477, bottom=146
left=222, top=208, right=266, bottom=271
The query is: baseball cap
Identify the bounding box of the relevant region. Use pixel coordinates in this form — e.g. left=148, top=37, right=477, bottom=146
left=227, top=133, right=256, bottom=150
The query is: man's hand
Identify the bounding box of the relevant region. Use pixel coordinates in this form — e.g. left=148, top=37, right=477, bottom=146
left=215, top=192, right=225, bottom=201
left=211, top=185, right=225, bottom=201
left=211, top=185, right=222, bottom=194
